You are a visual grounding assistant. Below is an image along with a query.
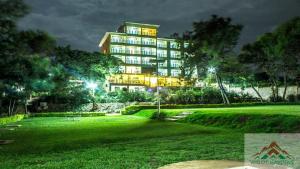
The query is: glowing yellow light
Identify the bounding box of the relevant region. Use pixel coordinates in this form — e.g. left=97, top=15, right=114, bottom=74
left=150, top=77, right=157, bottom=85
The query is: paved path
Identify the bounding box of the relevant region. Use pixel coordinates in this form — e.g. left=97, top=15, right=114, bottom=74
left=165, top=112, right=193, bottom=121
left=158, top=160, right=244, bottom=169
left=158, top=160, right=290, bottom=169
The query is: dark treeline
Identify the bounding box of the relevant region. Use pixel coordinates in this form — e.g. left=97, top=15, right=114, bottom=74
left=0, top=0, right=120, bottom=115
left=177, top=15, right=300, bottom=104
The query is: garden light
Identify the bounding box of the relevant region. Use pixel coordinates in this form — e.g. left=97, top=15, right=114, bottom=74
left=86, top=81, right=97, bottom=97
left=207, top=66, right=216, bottom=74
left=86, top=82, right=97, bottom=90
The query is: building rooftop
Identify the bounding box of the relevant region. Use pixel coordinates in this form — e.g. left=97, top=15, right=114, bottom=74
left=124, top=22, right=160, bottom=28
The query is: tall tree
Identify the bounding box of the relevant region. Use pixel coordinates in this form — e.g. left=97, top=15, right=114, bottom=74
left=54, top=46, right=120, bottom=82
left=186, top=15, right=243, bottom=104
left=239, top=44, right=268, bottom=102
left=274, top=17, right=300, bottom=99
left=240, top=17, right=300, bottom=101
left=0, top=0, right=60, bottom=115
left=53, top=46, right=120, bottom=109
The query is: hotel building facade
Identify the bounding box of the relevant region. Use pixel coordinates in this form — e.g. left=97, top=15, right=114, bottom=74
left=99, top=22, right=189, bottom=91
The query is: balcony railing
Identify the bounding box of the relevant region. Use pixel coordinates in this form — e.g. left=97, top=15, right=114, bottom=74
left=109, top=76, right=184, bottom=87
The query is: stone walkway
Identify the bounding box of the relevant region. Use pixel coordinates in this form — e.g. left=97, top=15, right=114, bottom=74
left=165, top=112, right=193, bottom=121
left=158, top=160, right=244, bottom=169
left=158, top=160, right=290, bottom=169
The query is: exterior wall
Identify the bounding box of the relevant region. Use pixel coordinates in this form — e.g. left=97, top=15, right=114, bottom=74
left=100, top=35, right=110, bottom=54
left=226, top=85, right=300, bottom=100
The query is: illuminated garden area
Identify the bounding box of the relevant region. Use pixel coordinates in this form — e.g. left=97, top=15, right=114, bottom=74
left=1, top=0, right=300, bottom=169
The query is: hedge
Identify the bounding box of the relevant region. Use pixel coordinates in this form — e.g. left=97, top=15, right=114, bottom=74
left=0, top=114, right=26, bottom=126
left=29, top=112, right=106, bottom=117
left=181, top=112, right=300, bottom=133
left=121, top=102, right=300, bottom=115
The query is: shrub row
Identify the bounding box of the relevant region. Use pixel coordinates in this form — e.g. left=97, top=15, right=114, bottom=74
left=181, top=112, right=300, bottom=133
left=122, top=102, right=300, bottom=115
left=0, top=114, right=26, bottom=126
left=29, top=112, right=105, bottom=117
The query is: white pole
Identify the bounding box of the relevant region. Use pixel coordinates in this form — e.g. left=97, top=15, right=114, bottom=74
left=157, top=62, right=161, bottom=118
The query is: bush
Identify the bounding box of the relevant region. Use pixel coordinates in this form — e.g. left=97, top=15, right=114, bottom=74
left=0, top=114, right=26, bottom=125
left=161, top=87, right=258, bottom=104
left=102, top=90, right=154, bottom=103
left=121, top=105, right=147, bottom=115
left=29, top=112, right=105, bottom=117
left=296, top=94, right=300, bottom=101
left=287, top=94, right=296, bottom=102
left=201, top=87, right=223, bottom=104
left=269, top=96, right=284, bottom=102
left=98, top=87, right=261, bottom=105
left=39, top=86, right=92, bottom=112
left=150, top=112, right=167, bottom=120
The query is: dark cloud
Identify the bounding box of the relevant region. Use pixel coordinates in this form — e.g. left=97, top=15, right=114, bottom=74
left=18, top=0, right=300, bottom=51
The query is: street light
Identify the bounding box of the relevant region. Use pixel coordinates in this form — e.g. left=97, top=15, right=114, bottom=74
left=86, top=81, right=97, bottom=97
left=150, top=58, right=166, bottom=118
left=86, top=81, right=98, bottom=112
left=207, top=66, right=216, bottom=74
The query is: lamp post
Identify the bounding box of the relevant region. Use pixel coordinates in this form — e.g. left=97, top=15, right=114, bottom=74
left=150, top=58, right=166, bottom=118
left=86, top=81, right=98, bottom=110
left=207, top=66, right=216, bottom=74
left=86, top=82, right=97, bottom=97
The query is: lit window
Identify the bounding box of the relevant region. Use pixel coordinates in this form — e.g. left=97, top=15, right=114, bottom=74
left=142, top=38, right=156, bottom=45
left=171, top=60, right=181, bottom=68
left=126, top=56, right=140, bottom=64
left=126, top=66, right=141, bottom=74
left=170, top=41, right=179, bottom=49
left=158, top=69, right=168, bottom=76
left=111, top=35, right=124, bottom=43
left=127, top=36, right=141, bottom=44
left=142, top=57, right=151, bottom=65
left=171, top=70, right=180, bottom=77
left=158, top=61, right=167, bottom=67
left=157, top=50, right=167, bottom=58
left=127, top=26, right=141, bottom=35
left=184, top=42, right=189, bottom=48
left=141, top=28, right=157, bottom=36
left=142, top=47, right=156, bottom=55
left=170, top=51, right=181, bottom=58
left=157, top=40, right=167, bottom=48
left=111, top=45, right=124, bottom=53
left=126, top=46, right=141, bottom=54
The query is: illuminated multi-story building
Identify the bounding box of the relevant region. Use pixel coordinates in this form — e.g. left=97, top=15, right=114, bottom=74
left=99, top=22, right=189, bottom=91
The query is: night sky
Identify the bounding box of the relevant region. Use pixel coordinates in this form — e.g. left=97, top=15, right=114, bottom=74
left=18, top=0, right=300, bottom=52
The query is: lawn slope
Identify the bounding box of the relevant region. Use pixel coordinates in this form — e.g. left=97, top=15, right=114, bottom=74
left=0, top=116, right=242, bottom=169
left=135, top=105, right=300, bottom=132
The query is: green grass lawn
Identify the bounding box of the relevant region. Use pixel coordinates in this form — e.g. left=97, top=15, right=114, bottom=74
left=0, top=105, right=298, bottom=168
left=136, top=105, right=300, bottom=132
left=135, top=105, right=300, bottom=117
left=0, top=116, right=243, bottom=169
